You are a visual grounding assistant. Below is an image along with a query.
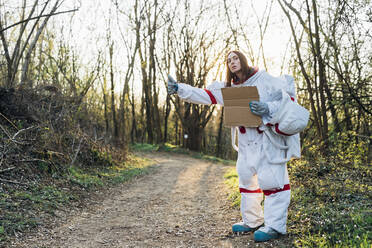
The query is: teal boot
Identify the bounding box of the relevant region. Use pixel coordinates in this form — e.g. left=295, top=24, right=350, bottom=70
left=232, top=222, right=255, bottom=233
left=254, top=226, right=280, bottom=242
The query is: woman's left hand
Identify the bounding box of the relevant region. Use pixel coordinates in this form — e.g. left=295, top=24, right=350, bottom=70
left=167, top=75, right=178, bottom=95
left=249, top=101, right=269, bottom=116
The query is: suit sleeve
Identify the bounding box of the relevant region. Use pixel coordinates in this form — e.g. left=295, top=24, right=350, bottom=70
left=177, top=81, right=224, bottom=105
left=266, top=75, right=300, bottom=136
left=257, top=75, right=283, bottom=124
left=266, top=100, right=281, bottom=122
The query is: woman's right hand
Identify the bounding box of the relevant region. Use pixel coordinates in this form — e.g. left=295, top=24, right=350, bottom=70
left=167, top=75, right=178, bottom=95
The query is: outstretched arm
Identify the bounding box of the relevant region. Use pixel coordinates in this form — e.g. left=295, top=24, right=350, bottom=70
left=167, top=75, right=224, bottom=105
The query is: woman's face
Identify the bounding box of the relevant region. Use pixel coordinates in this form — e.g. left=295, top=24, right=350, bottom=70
left=227, top=52, right=241, bottom=74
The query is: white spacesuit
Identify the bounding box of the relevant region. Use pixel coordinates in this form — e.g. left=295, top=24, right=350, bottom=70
left=174, top=69, right=308, bottom=239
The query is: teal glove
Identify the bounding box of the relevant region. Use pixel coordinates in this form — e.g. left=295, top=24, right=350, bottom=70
left=249, top=101, right=269, bottom=116
left=167, top=75, right=178, bottom=95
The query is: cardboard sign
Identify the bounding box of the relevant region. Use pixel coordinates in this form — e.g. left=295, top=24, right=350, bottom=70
left=221, top=86, right=262, bottom=127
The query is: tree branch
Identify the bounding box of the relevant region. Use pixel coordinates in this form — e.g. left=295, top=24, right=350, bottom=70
left=0, top=167, right=16, bottom=174
left=0, top=178, right=30, bottom=186
left=0, top=8, right=79, bottom=33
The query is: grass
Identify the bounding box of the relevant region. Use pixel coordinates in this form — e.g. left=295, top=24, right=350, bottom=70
left=287, top=156, right=371, bottom=248
left=223, top=168, right=240, bottom=207
left=68, top=153, right=153, bottom=188
left=131, top=142, right=235, bottom=165
left=0, top=186, right=72, bottom=241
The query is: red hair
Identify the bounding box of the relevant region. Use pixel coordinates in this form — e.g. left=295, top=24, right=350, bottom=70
left=225, top=51, right=254, bottom=87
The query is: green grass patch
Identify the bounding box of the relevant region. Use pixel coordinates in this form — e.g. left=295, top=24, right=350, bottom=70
left=100, top=154, right=154, bottom=185
left=192, top=153, right=235, bottom=165
left=0, top=185, right=72, bottom=242
left=130, top=143, right=160, bottom=152
left=68, top=154, right=153, bottom=188
left=130, top=142, right=189, bottom=154
left=223, top=168, right=240, bottom=207
left=131, top=142, right=235, bottom=165
left=68, top=166, right=105, bottom=188
left=287, top=157, right=372, bottom=247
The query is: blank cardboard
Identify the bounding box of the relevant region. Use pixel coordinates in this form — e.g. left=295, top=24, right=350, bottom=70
left=221, top=86, right=262, bottom=127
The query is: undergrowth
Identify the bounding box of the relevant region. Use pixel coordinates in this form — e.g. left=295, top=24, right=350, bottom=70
left=0, top=88, right=154, bottom=244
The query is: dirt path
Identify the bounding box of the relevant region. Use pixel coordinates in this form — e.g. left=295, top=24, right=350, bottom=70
left=9, top=152, right=291, bottom=248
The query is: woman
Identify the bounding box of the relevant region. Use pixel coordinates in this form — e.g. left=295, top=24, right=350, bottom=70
left=167, top=51, right=303, bottom=242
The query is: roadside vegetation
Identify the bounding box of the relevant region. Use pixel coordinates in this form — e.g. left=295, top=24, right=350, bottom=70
left=0, top=88, right=154, bottom=244
left=0, top=148, right=153, bottom=244
left=224, top=134, right=371, bottom=247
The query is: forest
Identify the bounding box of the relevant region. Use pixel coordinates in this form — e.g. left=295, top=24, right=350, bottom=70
left=0, top=0, right=371, bottom=247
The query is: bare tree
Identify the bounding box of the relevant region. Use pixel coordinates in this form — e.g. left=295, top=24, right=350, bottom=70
left=223, top=0, right=274, bottom=69
left=278, top=0, right=371, bottom=148
left=101, top=72, right=110, bottom=135
left=114, top=10, right=139, bottom=144
left=131, top=0, right=159, bottom=144
left=108, top=41, right=119, bottom=143
left=168, top=1, right=229, bottom=151
left=0, top=0, right=78, bottom=88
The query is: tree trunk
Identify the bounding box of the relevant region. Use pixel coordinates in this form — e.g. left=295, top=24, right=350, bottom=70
left=186, top=125, right=203, bottom=151
left=311, top=0, right=328, bottom=144
left=109, top=42, right=119, bottom=143
left=130, top=85, right=137, bottom=144
left=102, top=77, right=110, bottom=135
left=163, top=95, right=171, bottom=143
left=216, top=107, right=224, bottom=157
